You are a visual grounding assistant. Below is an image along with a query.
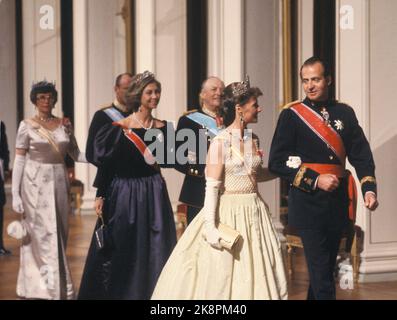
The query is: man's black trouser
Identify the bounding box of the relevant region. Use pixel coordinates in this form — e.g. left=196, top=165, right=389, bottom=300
left=187, top=205, right=201, bottom=225
left=298, top=226, right=343, bottom=300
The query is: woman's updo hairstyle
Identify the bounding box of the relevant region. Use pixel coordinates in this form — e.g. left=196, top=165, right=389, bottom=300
left=30, top=81, right=58, bottom=105
left=125, top=71, right=162, bottom=112
left=221, top=76, right=263, bottom=126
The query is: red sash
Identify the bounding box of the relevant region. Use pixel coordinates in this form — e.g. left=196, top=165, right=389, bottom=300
left=302, top=163, right=357, bottom=221
left=291, top=103, right=346, bottom=165
left=113, top=123, right=159, bottom=169
left=291, top=103, right=357, bottom=221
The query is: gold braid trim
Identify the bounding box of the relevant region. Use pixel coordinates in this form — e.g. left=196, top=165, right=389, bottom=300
left=183, top=109, right=198, bottom=116
left=282, top=100, right=301, bottom=110
left=293, top=166, right=307, bottom=188
left=360, top=176, right=377, bottom=186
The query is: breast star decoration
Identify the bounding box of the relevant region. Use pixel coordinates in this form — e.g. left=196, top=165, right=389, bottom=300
left=334, top=120, right=344, bottom=131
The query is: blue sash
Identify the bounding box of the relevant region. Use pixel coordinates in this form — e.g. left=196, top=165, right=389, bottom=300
left=104, top=107, right=125, bottom=122
left=186, top=112, right=222, bottom=138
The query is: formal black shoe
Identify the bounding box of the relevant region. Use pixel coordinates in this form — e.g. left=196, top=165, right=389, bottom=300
left=0, top=248, right=12, bottom=256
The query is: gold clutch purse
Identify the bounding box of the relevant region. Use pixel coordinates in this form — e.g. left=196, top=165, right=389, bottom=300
left=218, top=223, right=242, bottom=250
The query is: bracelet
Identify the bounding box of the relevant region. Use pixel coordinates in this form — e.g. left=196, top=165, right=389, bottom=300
left=95, top=196, right=105, bottom=201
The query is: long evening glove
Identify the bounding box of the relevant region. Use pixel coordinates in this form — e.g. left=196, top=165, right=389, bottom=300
left=11, top=155, right=25, bottom=214
left=203, top=177, right=222, bottom=249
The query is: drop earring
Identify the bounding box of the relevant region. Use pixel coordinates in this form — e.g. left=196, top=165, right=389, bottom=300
left=240, top=113, right=244, bottom=124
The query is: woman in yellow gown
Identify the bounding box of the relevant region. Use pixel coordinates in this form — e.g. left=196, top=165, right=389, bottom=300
left=152, top=78, right=288, bottom=300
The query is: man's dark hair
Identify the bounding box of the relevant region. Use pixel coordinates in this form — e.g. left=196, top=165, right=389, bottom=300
left=300, top=56, right=331, bottom=79
left=115, top=73, right=133, bottom=87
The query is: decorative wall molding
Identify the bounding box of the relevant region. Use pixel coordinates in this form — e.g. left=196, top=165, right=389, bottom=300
left=336, top=0, right=397, bottom=281
left=335, top=0, right=370, bottom=233
left=0, top=0, right=18, bottom=167
left=208, top=0, right=244, bottom=83
left=73, top=0, right=93, bottom=210
left=135, top=0, right=155, bottom=73
left=23, top=0, right=63, bottom=118
left=297, top=0, right=314, bottom=99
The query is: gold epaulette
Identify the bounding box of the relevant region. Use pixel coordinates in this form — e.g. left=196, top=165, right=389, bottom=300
left=99, top=103, right=113, bottom=111
left=183, top=109, right=199, bottom=116
left=281, top=100, right=301, bottom=110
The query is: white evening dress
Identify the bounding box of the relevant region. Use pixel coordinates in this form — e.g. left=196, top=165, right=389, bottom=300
left=152, top=130, right=288, bottom=300
left=15, top=120, right=83, bottom=300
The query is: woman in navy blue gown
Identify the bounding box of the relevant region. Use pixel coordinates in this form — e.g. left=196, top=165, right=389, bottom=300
left=78, top=71, right=176, bottom=300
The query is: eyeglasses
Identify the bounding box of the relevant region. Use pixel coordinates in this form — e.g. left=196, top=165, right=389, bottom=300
left=36, top=95, right=54, bottom=102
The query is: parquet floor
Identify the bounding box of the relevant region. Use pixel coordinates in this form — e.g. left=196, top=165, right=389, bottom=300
left=1, top=199, right=397, bottom=300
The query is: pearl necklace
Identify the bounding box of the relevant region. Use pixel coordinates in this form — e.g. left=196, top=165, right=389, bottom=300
left=35, top=115, right=55, bottom=123
left=132, top=113, right=154, bottom=130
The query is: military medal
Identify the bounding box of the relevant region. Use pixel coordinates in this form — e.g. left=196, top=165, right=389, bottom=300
left=334, top=120, right=344, bottom=131
left=320, top=107, right=331, bottom=127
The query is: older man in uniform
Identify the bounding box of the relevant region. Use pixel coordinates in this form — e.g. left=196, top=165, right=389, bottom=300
left=269, top=57, right=378, bottom=300
left=175, top=77, right=225, bottom=224
left=86, top=73, right=133, bottom=215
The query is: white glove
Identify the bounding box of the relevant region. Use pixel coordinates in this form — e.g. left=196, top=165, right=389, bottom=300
left=12, top=154, right=26, bottom=214
left=76, top=152, right=87, bottom=163
left=203, top=177, right=222, bottom=249
left=286, top=156, right=302, bottom=169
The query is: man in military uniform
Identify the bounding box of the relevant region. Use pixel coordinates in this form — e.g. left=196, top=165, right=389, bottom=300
left=175, top=77, right=225, bottom=224
left=0, top=120, right=11, bottom=255
left=86, top=73, right=133, bottom=215
left=269, top=57, right=378, bottom=300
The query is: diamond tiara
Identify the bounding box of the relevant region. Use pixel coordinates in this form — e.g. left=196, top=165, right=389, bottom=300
left=232, top=75, right=251, bottom=97
left=31, top=80, right=56, bottom=89
left=134, top=70, right=155, bottom=86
